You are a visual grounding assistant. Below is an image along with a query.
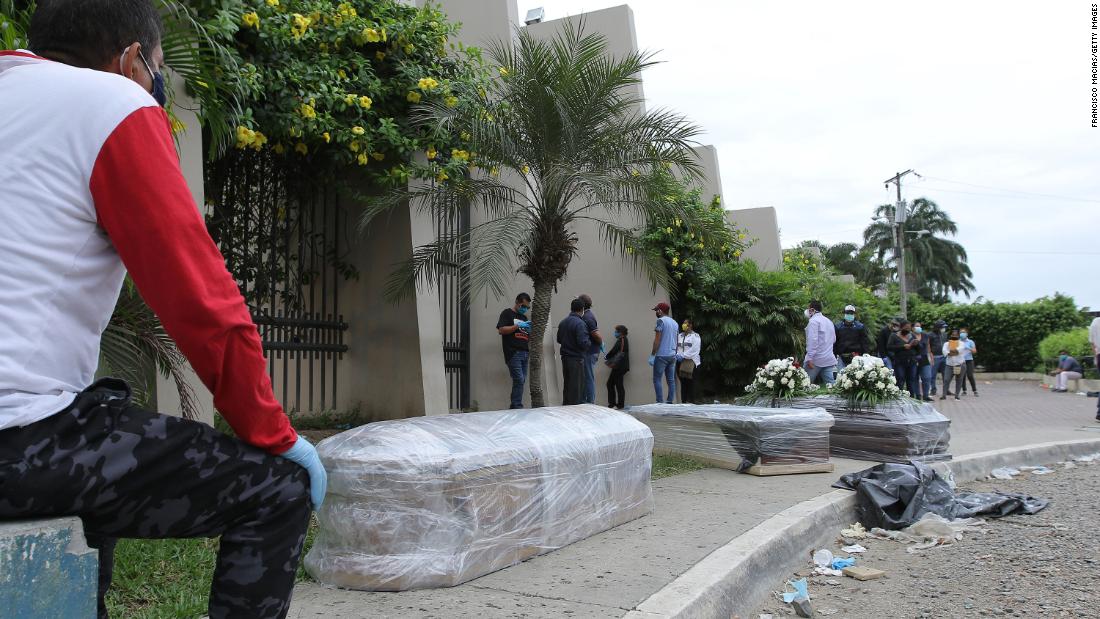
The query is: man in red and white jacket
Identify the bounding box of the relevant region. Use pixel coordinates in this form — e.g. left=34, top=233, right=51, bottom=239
left=0, top=1, right=325, bottom=617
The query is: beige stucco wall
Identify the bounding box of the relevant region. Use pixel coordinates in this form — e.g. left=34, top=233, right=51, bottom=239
left=727, top=206, right=783, bottom=271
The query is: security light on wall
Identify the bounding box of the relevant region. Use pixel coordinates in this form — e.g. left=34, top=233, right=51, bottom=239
left=525, top=7, right=545, bottom=25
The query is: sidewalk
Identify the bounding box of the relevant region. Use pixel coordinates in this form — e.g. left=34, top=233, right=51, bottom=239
left=289, top=382, right=1098, bottom=618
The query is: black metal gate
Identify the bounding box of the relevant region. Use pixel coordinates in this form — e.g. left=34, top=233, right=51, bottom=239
left=206, top=153, right=351, bottom=413
left=437, top=197, right=471, bottom=411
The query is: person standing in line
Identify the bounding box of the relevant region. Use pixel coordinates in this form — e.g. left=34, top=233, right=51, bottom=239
left=604, top=325, right=630, bottom=409
left=1050, top=349, right=1084, bottom=393
left=557, top=298, right=592, bottom=405
left=913, top=322, right=935, bottom=401
left=888, top=320, right=920, bottom=397
left=496, top=292, right=532, bottom=409
left=833, top=304, right=871, bottom=370
left=876, top=317, right=901, bottom=373
left=676, top=318, right=702, bottom=404
left=958, top=327, right=979, bottom=397
left=577, top=293, right=603, bottom=404
left=804, top=300, right=837, bottom=386
left=649, top=302, right=679, bottom=404
left=1090, top=317, right=1100, bottom=421
left=943, top=328, right=966, bottom=400
left=928, top=320, right=951, bottom=398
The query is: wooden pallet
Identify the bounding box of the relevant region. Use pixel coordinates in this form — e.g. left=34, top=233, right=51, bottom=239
left=744, top=462, right=835, bottom=476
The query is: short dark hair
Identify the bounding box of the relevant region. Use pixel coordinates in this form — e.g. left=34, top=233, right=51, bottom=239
left=578, top=293, right=592, bottom=309
left=615, top=324, right=628, bottom=335
left=1059, top=349, right=1070, bottom=355
left=515, top=292, right=531, bottom=303
left=30, top=0, right=163, bottom=69
left=570, top=298, right=585, bottom=313
left=808, top=300, right=823, bottom=312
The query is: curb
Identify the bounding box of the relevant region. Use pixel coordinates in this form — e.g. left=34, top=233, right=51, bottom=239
left=624, top=437, right=1100, bottom=619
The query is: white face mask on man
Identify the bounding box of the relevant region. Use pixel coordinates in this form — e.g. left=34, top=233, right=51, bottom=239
left=804, top=308, right=815, bottom=318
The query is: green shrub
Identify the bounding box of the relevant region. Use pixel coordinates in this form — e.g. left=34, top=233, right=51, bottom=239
left=1038, top=328, right=1092, bottom=366
left=908, top=294, right=1086, bottom=372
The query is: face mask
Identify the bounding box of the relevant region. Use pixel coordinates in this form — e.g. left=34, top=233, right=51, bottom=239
left=960, top=332, right=969, bottom=340
left=517, top=305, right=528, bottom=315
left=804, top=309, right=813, bottom=318
left=614, top=331, right=621, bottom=339
left=1059, top=354, right=1068, bottom=362
left=914, top=327, right=923, bottom=334
left=122, top=47, right=167, bottom=107
left=843, top=313, right=855, bottom=322
left=681, top=323, right=690, bottom=332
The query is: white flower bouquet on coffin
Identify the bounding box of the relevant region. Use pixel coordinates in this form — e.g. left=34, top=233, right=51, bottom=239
left=742, top=357, right=820, bottom=404
left=832, top=355, right=905, bottom=405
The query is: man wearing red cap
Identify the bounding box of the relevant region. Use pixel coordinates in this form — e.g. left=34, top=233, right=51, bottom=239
left=649, top=302, right=679, bottom=403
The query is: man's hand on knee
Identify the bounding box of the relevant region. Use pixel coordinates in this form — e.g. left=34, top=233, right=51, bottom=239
left=280, top=436, right=328, bottom=510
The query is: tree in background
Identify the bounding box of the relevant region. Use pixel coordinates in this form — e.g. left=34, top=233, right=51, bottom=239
left=863, top=197, right=975, bottom=303
left=364, top=23, right=714, bottom=407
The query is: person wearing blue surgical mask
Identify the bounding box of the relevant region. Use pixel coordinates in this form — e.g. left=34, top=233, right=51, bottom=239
left=497, top=292, right=532, bottom=408
left=957, top=327, right=979, bottom=397
left=833, top=304, right=870, bottom=370
left=912, top=322, right=935, bottom=401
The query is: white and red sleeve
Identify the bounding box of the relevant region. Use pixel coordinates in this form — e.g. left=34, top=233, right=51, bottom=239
left=90, top=106, right=297, bottom=454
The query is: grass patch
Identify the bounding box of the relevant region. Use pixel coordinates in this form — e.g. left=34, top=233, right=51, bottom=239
left=652, top=452, right=708, bottom=479
left=108, top=517, right=319, bottom=619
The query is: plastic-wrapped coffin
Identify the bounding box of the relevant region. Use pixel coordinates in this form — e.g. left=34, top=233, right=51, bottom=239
left=303, top=404, right=653, bottom=591
left=628, top=404, right=834, bottom=471
left=782, top=396, right=952, bottom=463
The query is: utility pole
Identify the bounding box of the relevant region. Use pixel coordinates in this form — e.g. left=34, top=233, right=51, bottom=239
left=884, top=170, right=916, bottom=318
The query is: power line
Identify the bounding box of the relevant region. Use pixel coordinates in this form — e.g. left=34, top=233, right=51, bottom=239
left=917, top=175, right=1100, bottom=204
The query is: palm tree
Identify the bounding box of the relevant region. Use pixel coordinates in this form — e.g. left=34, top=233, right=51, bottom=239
left=863, top=197, right=974, bottom=303
left=363, top=22, right=711, bottom=407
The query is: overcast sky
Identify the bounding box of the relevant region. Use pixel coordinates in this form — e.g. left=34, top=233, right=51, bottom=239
left=513, top=0, right=1099, bottom=309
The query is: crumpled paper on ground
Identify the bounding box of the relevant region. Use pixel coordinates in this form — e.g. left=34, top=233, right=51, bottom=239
left=840, top=522, right=867, bottom=538
left=870, top=512, right=986, bottom=552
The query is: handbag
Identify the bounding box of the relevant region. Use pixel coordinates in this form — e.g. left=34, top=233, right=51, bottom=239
left=678, top=358, right=696, bottom=378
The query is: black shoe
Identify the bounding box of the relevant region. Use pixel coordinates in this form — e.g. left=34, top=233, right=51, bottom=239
left=954, top=396, right=960, bottom=400
left=940, top=395, right=947, bottom=400
left=923, top=396, right=934, bottom=402
left=944, top=391, right=954, bottom=397
left=973, top=392, right=979, bottom=397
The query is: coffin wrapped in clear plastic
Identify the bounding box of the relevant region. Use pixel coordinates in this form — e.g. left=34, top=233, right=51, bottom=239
left=303, top=404, right=653, bottom=591
left=783, top=396, right=951, bottom=463
left=628, top=404, right=834, bottom=471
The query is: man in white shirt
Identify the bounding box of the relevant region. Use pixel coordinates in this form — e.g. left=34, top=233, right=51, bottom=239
left=804, top=300, right=837, bottom=386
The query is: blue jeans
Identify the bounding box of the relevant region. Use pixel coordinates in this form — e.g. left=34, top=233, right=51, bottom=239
left=919, top=363, right=934, bottom=398
left=806, top=363, right=836, bottom=386
left=653, top=355, right=677, bottom=403
left=894, top=360, right=919, bottom=397
left=507, top=351, right=528, bottom=409
left=931, top=355, right=946, bottom=394
left=583, top=352, right=599, bottom=404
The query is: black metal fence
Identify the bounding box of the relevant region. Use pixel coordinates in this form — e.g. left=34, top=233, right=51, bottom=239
left=437, top=197, right=471, bottom=411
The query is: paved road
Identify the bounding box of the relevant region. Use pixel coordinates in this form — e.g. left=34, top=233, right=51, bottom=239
left=289, top=382, right=1099, bottom=618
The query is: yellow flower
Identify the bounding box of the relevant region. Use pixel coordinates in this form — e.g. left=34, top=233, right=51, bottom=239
left=241, top=12, right=260, bottom=29
left=358, top=96, right=372, bottom=109
left=169, top=117, right=186, bottom=134
left=444, top=95, right=458, bottom=107
left=349, top=140, right=361, bottom=152
left=357, top=152, right=369, bottom=165
left=426, top=146, right=437, bottom=160
left=291, top=13, right=311, bottom=40
left=451, top=149, right=469, bottom=162
left=371, top=151, right=384, bottom=161
left=674, top=218, right=682, bottom=227
left=319, top=42, right=329, bottom=53
left=351, top=126, right=365, bottom=135
left=631, top=169, right=640, bottom=177
left=266, top=0, right=278, bottom=6
left=406, top=91, right=421, bottom=103
left=498, top=66, right=509, bottom=76
left=288, top=127, right=302, bottom=137
left=322, top=131, right=331, bottom=143
left=738, top=232, right=747, bottom=240
left=337, top=69, right=347, bottom=79
left=299, top=103, right=316, bottom=119
left=417, top=77, right=439, bottom=91
left=480, top=109, right=494, bottom=122
left=626, top=247, right=634, bottom=254
left=235, top=125, right=256, bottom=149
left=671, top=256, right=680, bottom=267
left=375, top=51, right=386, bottom=61
left=344, top=94, right=356, bottom=105
left=404, top=44, right=415, bottom=54
left=362, top=28, right=383, bottom=43
left=665, top=227, right=673, bottom=234
left=734, top=249, right=743, bottom=257
left=689, top=233, right=695, bottom=239
left=273, top=143, right=285, bottom=154
left=251, top=131, right=267, bottom=151
left=489, top=166, right=499, bottom=177
left=295, top=142, right=308, bottom=155
left=697, top=242, right=705, bottom=249
left=460, top=130, right=471, bottom=141
left=336, top=3, right=356, bottom=18
left=436, top=171, right=449, bottom=182
left=520, top=165, right=530, bottom=174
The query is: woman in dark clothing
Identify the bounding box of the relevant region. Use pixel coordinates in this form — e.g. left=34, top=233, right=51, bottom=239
left=888, top=320, right=920, bottom=398
left=605, top=325, right=630, bottom=409
left=913, top=322, right=935, bottom=402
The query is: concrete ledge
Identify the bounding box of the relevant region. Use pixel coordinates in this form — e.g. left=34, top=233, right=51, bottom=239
left=626, top=438, right=1100, bottom=619
left=0, top=517, right=98, bottom=618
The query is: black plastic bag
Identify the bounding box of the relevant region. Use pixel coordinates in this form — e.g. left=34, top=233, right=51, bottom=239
left=834, top=461, right=1049, bottom=530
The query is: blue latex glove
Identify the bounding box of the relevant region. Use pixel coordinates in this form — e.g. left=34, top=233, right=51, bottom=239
left=648, top=355, right=655, bottom=366
left=831, top=557, right=856, bottom=570
left=517, top=320, right=531, bottom=330
left=281, top=436, right=328, bottom=510
left=675, top=353, right=684, bottom=362
left=600, top=343, right=606, bottom=353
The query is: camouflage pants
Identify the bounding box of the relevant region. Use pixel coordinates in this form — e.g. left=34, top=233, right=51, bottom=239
left=0, top=379, right=311, bottom=619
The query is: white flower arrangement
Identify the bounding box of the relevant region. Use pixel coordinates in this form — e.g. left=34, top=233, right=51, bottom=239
left=743, top=357, right=819, bottom=403
left=832, top=355, right=904, bottom=404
